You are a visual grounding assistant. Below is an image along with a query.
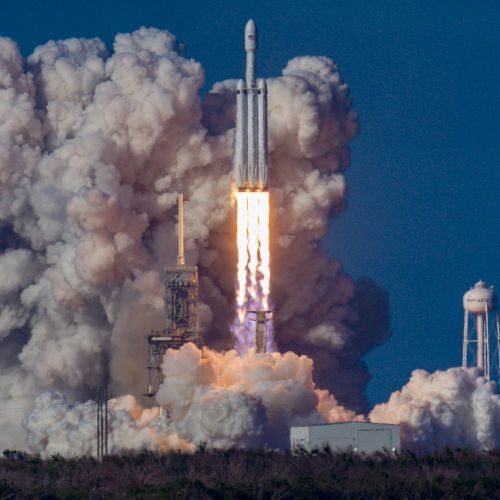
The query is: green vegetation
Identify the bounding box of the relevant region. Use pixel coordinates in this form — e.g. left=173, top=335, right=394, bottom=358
left=0, top=448, right=499, bottom=499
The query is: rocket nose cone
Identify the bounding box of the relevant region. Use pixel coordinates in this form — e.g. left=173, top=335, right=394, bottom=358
left=245, top=19, right=256, bottom=35
left=257, top=78, right=267, bottom=91
left=245, top=19, right=257, bottom=51
left=237, top=79, right=245, bottom=90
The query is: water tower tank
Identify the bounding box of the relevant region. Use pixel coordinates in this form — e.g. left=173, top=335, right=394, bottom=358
left=463, top=281, right=496, bottom=314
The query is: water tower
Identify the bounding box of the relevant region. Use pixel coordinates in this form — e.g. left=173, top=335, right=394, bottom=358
left=462, top=280, right=500, bottom=381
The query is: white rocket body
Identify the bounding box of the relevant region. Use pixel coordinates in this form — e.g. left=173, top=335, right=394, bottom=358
left=234, top=20, right=268, bottom=191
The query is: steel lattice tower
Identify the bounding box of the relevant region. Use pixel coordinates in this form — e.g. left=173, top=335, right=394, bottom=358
left=146, top=194, right=201, bottom=397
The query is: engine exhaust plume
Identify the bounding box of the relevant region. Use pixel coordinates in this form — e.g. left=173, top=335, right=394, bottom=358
left=232, top=191, right=272, bottom=353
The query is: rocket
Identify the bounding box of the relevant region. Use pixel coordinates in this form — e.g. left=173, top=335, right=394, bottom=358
left=234, top=20, right=268, bottom=191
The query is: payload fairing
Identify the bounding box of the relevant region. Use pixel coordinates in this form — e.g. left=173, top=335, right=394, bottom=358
left=234, top=20, right=268, bottom=191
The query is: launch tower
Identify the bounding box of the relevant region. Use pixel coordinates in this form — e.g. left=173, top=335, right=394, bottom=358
left=146, top=194, right=201, bottom=397
left=462, top=280, right=500, bottom=382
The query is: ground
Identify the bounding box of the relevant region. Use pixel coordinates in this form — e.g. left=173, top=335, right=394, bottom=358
left=0, top=448, right=498, bottom=498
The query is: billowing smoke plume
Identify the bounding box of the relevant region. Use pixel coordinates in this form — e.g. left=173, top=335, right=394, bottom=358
left=25, top=344, right=359, bottom=456
left=1, top=26, right=497, bottom=456
left=23, top=392, right=192, bottom=458
left=155, top=344, right=359, bottom=449
left=370, top=367, right=500, bottom=453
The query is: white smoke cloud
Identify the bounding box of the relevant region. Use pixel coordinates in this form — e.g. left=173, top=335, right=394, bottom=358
left=23, top=391, right=191, bottom=458
left=22, top=344, right=358, bottom=456
left=0, top=250, right=40, bottom=339
left=3, top=25, right=493, bottom=458
left=155, top=344, right=359, bottom=449
left=370, top=367, right=500, bottom=453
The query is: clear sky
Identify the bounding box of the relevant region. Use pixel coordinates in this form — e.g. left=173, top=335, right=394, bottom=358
left=1, top=0, right=498, bottom=405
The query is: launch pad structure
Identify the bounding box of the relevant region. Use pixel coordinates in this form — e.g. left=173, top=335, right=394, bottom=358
left=247, top=310, right=272, bottom=353
left=145, top=194, right=201, bottom=397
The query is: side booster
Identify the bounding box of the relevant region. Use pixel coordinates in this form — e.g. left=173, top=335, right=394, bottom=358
left=234, top=19, right=269, bottom=191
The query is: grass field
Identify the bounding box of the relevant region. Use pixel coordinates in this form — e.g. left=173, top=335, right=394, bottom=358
left=0, top=448, right=498, bottom=499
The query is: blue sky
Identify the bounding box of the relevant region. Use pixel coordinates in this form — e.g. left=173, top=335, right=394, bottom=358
left=1, top=0, right=498, bottom=405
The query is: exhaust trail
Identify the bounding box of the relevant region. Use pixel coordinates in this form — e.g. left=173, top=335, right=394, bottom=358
left=233, top=190, right=272, bottom=353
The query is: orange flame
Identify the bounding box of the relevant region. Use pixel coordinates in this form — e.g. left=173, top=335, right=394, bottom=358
left=234, top=190, right=271, bottom=352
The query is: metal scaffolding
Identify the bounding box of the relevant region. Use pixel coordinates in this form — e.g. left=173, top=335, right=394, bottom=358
left=145, top=194, right=201, bottom=397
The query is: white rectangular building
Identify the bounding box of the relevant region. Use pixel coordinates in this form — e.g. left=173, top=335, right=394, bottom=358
left=290, top=422, right=400, bottom=454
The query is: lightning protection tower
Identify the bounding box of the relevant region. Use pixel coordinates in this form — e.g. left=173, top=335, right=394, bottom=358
left=462, top=280, right=500, bottom=382
left=146, top=194, right=201, bottom=397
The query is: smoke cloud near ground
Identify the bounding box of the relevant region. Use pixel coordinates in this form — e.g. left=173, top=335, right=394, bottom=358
left=155, top=344, right=359, bottom=449
left=0, top=27, right=497, bottom=455
left=370, top=367, right=500, bottom=453
left=23, top=392, right=192, bottom=458
left=25, top=344, right=359, bottom=457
